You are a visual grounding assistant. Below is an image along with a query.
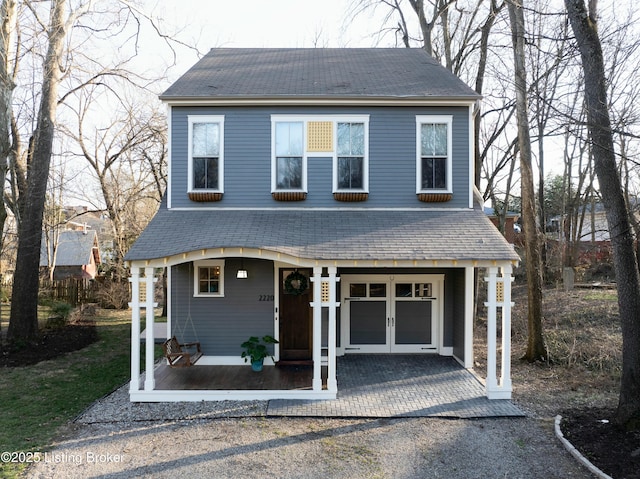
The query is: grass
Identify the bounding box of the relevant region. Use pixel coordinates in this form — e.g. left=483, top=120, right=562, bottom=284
left=0, top=302, right=72, bottom=332
left=583, top=292, right=618, bottom=302
left=0, top=307, right=159, bottom=479
left=474, top=284, right=622, bottom=417
left=0, top=303, right=38, bottom=332
left=541, top=289, right=621, bottom=372
left=504, top=286, right=621, bottom=370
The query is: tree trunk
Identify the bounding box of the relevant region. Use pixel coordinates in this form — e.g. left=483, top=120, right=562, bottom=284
left=474, top=0, right=504, bottom=188
left=0, top=0, right=17, bottom=260
left=565, top=0, right=640, bottom=430
left=8, top=0, right=67, bottom=343
left=508, top=0, right=547, bottom=361
left=407, top=0, right=434, bottom=55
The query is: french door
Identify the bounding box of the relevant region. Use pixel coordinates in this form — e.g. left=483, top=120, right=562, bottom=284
left=341, top=274, right=442, bottom=353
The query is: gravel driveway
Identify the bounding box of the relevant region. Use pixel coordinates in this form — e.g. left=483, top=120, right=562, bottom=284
left=25, top=386, right=595, bottom=479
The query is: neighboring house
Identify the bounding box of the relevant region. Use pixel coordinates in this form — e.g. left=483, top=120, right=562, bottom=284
left=40, top=229, right=101, bottom=280
left=125, top=48, right=519, bottom=402
left=548, top=202, right=626, bottom=243
left=64, top=206, right=114, bottom=262
left=547, top=214, right=610, bottom=243
left=485, top=207, right=520, bottom=244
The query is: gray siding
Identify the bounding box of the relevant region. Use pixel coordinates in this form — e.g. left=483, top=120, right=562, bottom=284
left=170, top=258, right=275, bottom=356
left=169, top=263, right=465, bottom=357
left=170, top=106, right=470, bottom=209
left=450, top=269, right=466, bottom=361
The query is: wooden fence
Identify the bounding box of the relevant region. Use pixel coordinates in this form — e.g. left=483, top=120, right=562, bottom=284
left=38, top=278, right=100, bottom=306
left=3, top=275, right=161, bottom=309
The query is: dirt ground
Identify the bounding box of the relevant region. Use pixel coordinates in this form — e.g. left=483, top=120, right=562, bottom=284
left=474, top=283, right=639, bottom=479
left=2, top=285, right=639, bottom=478
left=0, top=319, right=97, bottom=367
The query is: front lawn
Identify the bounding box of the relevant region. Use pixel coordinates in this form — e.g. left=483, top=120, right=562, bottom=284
left=0, top=308, right=155, bottom=479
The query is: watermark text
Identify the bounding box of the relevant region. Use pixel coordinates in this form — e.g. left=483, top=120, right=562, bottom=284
left=1, top=451, right=125, bottom=464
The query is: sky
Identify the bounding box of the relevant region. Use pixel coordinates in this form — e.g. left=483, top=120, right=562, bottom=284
left=160, top=0, right=380, bottom=47
left=147, top=0, right=390, bottom=81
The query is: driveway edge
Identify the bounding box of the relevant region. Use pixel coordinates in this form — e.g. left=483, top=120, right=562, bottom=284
left=554, top=415, right=613, bottom=479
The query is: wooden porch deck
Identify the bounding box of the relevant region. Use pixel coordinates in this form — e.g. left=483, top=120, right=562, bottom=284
left=154, top=363, right=327, bottom=391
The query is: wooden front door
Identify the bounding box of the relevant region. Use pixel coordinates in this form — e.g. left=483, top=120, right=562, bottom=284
left=278, top=268, right=312, bottom=362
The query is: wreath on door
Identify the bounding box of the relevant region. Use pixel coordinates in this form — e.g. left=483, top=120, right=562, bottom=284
left=284, top=271, right=308, bottom=295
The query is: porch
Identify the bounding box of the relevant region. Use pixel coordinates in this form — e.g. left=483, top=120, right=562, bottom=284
left=131, top=264, right=515, bottom=402
left=154, top=362, right=325, bottom=391
left=148, top=355, right=524, bottom=418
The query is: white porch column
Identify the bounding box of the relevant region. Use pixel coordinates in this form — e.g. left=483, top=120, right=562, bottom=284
left=129, top=266, right=141, bottom=393
left=326, top=267, right=339, bottom=392
left=311, top=266, right=323, bottom=391
left=144, top=267, right=156, bottom=391
left=484, top=267, right=499, bottom=395
left=499, top=265, right=513, bottom=395
left=165, top=267, right=172, bottom=341
left=484, top=265, right=514, bottom=399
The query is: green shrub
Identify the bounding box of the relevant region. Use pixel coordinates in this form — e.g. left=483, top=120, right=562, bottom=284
left=43, top=301, right=74, bottom=329
left=50, top=301, right=73, bottom=319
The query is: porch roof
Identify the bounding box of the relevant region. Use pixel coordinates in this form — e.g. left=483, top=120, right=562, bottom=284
left=125, top=208, right=520, bottom=264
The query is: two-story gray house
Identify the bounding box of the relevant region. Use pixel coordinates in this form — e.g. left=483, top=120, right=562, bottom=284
left=125, top=48, right=519, bottom=402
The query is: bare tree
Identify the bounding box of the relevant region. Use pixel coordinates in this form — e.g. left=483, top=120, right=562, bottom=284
left=0, top=0, right=17, bottom=271
left=508, top=0, right=546, bottom=361
left=1, top=0, right=186, bottom=343
left=526, top=7, right=569, bottom=274
left=41, top=198, right=64, bottom=282
left=41, top=156, right=71, bottom=282
left=565, top=0, right=640, bottom=429
left=605, top=15, right=640, bottom=263
left=350, top=1, right=507, bottom=187
left=473, top=0, right=505, bottom=186
left=8, top=0, right=77, bottom=342
left=60, top=89, right=167, bottom=279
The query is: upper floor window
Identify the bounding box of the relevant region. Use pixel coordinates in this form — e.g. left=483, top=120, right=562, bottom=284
left=274, top=121, right=304, bottom=190
left=271, top=115, right=369, bottom=197
left=189, top=116, right=224, bottom=193
left=193, top=259, right=225, bottom=297
left=416, top=115, right=452, bottom=193
left=335, top=122, right=367, bottom=191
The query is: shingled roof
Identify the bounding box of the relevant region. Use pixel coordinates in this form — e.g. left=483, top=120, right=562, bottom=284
left=125, top=208, right=519, bottom=264
left=160, top=48, right=480, bottom=102
left=40, top=230, right=100, bottom=267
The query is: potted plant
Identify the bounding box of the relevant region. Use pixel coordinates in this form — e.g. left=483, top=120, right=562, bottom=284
left=241, top=335, right=279, bottom=372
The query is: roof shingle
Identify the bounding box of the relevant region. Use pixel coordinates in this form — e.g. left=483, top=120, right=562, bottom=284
left=160, top=48, right=480, bottom=101
left=125, top=209, right=519, bottom=263
left=40, top=230, right=98, bottom=267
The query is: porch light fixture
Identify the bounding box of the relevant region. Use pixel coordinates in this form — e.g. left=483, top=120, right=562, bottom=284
left=236, top=259, right=248, bottom=279
left=236, top=269, right=248, bottom=279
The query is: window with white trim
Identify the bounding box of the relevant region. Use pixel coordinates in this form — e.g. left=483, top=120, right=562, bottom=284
left=194, top=260, right=225, bottom=297
left=188, top=116, right=224, bottom=193
left=416, top=115, right=452, bottom=193
left=274, top=121, right=304, bottom=191
left=336, top=121, right=367, bottom=191
left=271, top=115, right=369, bottom=194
